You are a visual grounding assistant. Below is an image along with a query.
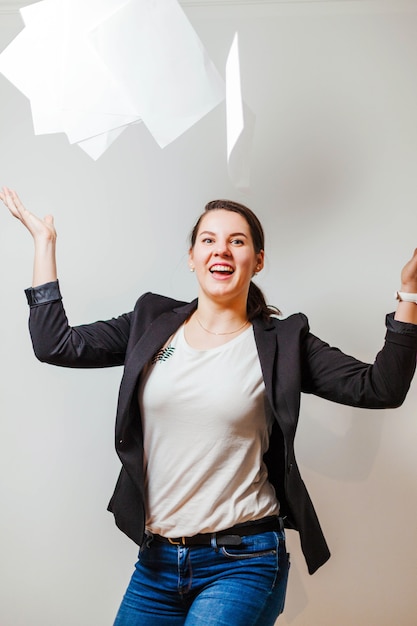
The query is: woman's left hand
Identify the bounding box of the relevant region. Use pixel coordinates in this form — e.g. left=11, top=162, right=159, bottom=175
left=399, top=248, right=417, bottom=293
left=395, top=248, right=417, bottom=324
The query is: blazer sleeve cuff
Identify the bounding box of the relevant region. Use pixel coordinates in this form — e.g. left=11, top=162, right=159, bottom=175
left=385, top=312, right=417, bottom=347
left=25, top=280, right=62, bottom=307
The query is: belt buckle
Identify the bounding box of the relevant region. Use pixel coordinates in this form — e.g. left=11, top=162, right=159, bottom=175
left=167, top=537, right=186, bottom=546
left=217, top=534, right=242, bottom=546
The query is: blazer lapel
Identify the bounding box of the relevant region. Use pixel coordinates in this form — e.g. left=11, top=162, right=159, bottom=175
left=253, top=317, right=278, bottom=416
left=253, top=315, right=298, bottom=434
left=118, top=299, right=198, bottom=416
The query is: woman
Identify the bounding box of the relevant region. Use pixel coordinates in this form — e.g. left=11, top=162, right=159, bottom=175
left=2, top=186, right=417, bottom=625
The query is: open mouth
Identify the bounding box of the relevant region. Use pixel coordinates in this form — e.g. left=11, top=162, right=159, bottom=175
left=209, top=264, right=234, bottom=275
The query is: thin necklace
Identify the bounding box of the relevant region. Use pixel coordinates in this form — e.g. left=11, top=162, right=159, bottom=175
left=195, top=315, right=249, bottom=336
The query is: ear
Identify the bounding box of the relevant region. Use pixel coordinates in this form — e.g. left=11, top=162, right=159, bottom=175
left=188, top=248, right=194, bottom=270
left=254, top=250, right=265, bottom=273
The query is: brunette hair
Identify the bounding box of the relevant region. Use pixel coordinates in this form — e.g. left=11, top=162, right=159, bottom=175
left=190, top=199, right=281, bottom=320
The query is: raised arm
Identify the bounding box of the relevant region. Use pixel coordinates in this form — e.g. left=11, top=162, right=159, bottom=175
left=1, top=186, right=132, bottom=368
left=1, top=186, right=57, bottom=286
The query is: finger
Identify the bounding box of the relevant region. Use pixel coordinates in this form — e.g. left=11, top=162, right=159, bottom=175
left=1, top=186, right=16, bottom=212
left=1, top=186, right=14, bottom=203
left=2, top=186, right=23, bottom=219
left=9, top=188, right=25, bottom=211
left=1, top=186, right=10, bottom=204
left=2, top=187, right=35, bottom=228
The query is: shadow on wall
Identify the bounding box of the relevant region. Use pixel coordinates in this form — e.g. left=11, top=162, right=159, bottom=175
left=257, top=99, right=378, bottom=230
left=296, top=395, right=385, bottom=482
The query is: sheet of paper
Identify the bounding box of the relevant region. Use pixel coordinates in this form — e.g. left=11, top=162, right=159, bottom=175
left=0, top=0, right=225, bottom=157
left=226, top=33, right=255, bottom=192
left=59, top=0, right=141, bottom=118
left=76, top=125, right=133, bottom=160
left=0, top=1, right=64, bottom=134
left=89, top=0, right=225, bottom=148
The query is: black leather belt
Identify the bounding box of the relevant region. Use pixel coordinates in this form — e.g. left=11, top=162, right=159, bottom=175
left=149, top=515, right=284, bottom=547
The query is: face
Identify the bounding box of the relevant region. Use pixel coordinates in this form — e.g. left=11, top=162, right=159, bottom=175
left=189, top=209, right=264, bottom=306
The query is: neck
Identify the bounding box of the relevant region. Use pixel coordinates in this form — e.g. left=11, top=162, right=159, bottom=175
left=192, top=296, right=248, bottom=336
left=197, top=294, right=247, bottom=319
left=195, top=315, right=249, bottom=336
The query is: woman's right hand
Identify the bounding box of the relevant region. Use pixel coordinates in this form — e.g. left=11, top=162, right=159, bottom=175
left=1, top=186, right=56, bottom=243
left=1, top=186, right=58, bottom=286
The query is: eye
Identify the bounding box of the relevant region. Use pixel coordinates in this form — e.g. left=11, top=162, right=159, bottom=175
left=231, top=238, right=244, bottom=245
left=201, top=237, right=214, bottom=244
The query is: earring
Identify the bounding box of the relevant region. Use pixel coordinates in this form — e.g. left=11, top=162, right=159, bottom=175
left=190, top=266, right=195, bottom=273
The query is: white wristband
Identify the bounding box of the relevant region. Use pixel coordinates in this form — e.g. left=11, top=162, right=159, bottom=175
left=395, top=291, right=417, bottom=304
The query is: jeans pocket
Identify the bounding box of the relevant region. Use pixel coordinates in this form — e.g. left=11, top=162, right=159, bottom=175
left=219, top=531, right=279, bottom=560
left=220, top=546, right=277, bottom=560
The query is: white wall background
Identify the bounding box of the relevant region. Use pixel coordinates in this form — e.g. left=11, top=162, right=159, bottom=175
left=1, top=1, right=417, bottom=624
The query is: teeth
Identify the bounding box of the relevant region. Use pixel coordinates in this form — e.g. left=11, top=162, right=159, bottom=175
left=210, top=265, right=233, bottom=273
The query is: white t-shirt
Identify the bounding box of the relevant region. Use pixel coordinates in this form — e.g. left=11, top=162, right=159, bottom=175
left=138, top=323, right=280, bottom=537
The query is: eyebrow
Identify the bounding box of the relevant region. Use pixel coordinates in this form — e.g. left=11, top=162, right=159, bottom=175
left=199, top=230, right=248, bottom=238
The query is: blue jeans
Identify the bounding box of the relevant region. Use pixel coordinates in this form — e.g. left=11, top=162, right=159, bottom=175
left=113, top=530, right=290, bottom=625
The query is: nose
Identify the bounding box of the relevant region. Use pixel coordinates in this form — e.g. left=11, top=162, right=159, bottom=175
left=215, top=240, right=231, bottom=256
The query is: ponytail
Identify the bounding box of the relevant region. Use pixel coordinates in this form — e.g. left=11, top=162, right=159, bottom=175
left=247, top=281, right=281, bottom=321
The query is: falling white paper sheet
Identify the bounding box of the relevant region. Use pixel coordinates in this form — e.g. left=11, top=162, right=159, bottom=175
left=0, top=2, right=254, bottom=186
left=89, top=0, right=225, bottom=148
left=226, top=33, right=255, bottom=192
left=0, top=0, right=225, bottom=158
left=76, top=123, right=137, bottom=161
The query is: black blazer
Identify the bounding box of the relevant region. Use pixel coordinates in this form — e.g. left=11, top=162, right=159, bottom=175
left=25, top=281, right=417, bottom=574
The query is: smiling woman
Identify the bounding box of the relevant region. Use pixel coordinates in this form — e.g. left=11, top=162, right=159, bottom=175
left=187, top=210, right=261, bottom=341
left=2, top=187, right=417, bottom=625
left=185, top=201, right=282, bottom=351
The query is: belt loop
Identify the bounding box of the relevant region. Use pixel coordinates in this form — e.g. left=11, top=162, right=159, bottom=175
left=210, top=533, right=218, bottom=551
left=143, top=530, right=154, bottom=549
